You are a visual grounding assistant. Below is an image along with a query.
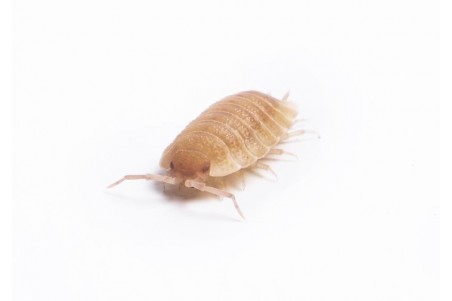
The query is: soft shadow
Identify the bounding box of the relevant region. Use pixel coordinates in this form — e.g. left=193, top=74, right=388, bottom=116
left=152, top=181, right=243, bottom=222
left=106, top=178, right=242, bottom=222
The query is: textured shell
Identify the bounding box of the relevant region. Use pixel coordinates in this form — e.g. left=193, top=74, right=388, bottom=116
left=160, top=91, right=298, bottom=177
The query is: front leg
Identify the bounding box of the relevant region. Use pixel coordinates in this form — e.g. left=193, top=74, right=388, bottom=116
left=185, top=179, right=245, bottom=220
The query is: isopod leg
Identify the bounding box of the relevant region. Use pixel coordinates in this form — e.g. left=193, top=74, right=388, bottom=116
left=107, top=174, right=181, bottom=188
left=251, top=162, right=278, bottom=179
left=281, top=91, right=290, bottom=101
left=268, top=148, right=298, bottom=159
left=292, top=118, right=307, bottom=125
left=282, top=129, right=320, bottom=140
left=237, top=170, right=246, bottom=190
left=185, top=180, right=245, bottom=220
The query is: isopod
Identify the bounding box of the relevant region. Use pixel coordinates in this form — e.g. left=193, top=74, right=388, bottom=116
left=108, top=90, right=307, bottom=219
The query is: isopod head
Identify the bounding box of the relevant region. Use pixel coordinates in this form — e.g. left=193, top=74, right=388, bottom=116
left=168, top=149, right=210, bottom=181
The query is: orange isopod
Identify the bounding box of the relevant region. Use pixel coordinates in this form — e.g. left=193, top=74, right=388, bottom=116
left=108, top=90, right=307, bottom=219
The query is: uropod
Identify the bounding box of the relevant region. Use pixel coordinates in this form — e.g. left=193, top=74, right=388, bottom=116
left=108, top=90, right=308, bottom=219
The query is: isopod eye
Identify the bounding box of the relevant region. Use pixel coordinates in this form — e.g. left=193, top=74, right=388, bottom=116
left=170, top=162, right=174, bottom=169
left=201, top=162, right=210, bottom=173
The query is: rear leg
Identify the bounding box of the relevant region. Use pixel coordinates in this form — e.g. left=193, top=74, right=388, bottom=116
left=292, top=118, right=307, bottom=125
left=268, top=148, right=298, bottom=159
left=250, top=161, right=278, bottom=180
left=282, top=129, right=320, bottom=140
left=237, top=170, right=246, bottom=190
left=281, top=91, right=290, bottom=101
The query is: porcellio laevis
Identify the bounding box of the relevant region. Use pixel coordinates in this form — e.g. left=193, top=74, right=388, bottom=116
left=108, top=90, right=310, bottom=219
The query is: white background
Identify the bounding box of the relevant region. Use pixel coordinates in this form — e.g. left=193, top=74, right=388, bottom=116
left=13, top=0, right=440, bottom=300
